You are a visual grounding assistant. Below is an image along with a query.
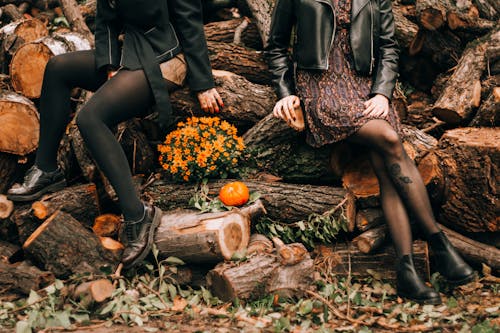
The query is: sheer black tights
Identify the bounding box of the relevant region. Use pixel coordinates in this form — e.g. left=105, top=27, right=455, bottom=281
left=349, top=119, right=440, bottom=257
left=35, top=50, right=153, bottom=221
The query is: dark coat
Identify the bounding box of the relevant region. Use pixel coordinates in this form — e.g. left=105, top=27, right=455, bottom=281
left=95, top=0, right=214, bottom=127
left=265, top=0, right=399, bottom=100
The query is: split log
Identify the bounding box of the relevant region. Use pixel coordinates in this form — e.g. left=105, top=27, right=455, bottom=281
left=352, top=224, right=389, bottom=254
left=204, top=17, right=262, bottom=50
left=355, top=208, right=385, bottom=233
left=315, top=241, right=430, bottom=281
left=243, top=113, right=337, bottom=183
left=0, top=91, right=39, bottom=155
left=247, top=233, right=273, bottom=254
left=13, top=183, right=100, bottom=243
left=171, top=70, right=275, bottom=128
left=92, top=214, right=121, bottom=237
left=154, top=200, right=265, bottom=263
left=272, top=237, right=309, bottom=266
left=10, top=31, right=91, bottom=98
left=72, top=278, right=114, bottom=306
left=439, top=224, right=500, bottom=271
left=207, top=40, right=270, bottom=85
left=0, top=260, right=54, bottom=295
left=23, top=210, right=120, bottom=277
left=145, top=180, right=356, bottom=227
left=432, top=29, right=500, bottom=125
left=0, top=153, right=17, bottom=194
left=469, top=87, right=500, bottom=127
left=435, top=127, right=499, bottom=233
left=59, top=0, right=94, bottom=45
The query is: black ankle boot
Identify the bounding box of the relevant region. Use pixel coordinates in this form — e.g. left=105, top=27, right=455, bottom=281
left=121, top=203, right=162, bottom=269
left=397, top=254, right=442, bottom=305
left=428, top=231, right=475, bottom=286
left=7, top=165, right=66, bottom=202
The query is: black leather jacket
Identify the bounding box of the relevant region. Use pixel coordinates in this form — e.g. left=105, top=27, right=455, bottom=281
left=265, top=0, right=399, bottom=101
left=95, top=0, right=214, bottom=127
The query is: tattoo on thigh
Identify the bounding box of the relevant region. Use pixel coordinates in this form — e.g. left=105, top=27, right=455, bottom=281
left=389, top=163, right=413, bottom=197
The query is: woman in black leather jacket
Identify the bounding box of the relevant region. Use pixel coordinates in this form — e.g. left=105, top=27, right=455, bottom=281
left=7, top=0, right=223, bottom=269
left=266, top=0, right=474, bottom=304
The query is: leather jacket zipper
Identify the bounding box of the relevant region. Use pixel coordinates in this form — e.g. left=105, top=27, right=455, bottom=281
left=369, top=1, right=375, bottom=75
left=318, top=0, right=336, bottom=69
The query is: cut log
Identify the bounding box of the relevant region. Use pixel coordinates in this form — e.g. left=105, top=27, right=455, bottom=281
left=472, top=0, right=499, bottom=21
left=99, top=237, right=124, bottom=258
left=247, top=233, right=273, bottom=254
left=154, top=200, right=265, bottom=263
left=272, top=237, right=309, bottom=266
left=171, top=70, right=275, bottom=128
left=436, top=127, right=499, bottom=233
left=266, top=256, right=314, bottom=299
left=416, top=150, right=446, bottom=206
left=145, top=180, right=356, bottom=227
left=352, top=224, right=389, bottom=254
left=10, top=31, right=91, bottom=98
left=23, top=210, right=120, bottom=277
left=0, top=194, right=13, bottom=219
left=355, top=208, right=385, bottom=233
left=116, top=119, right=156, bottom=176
left=93, top=214, right=122, bottom=237
left=204, top=17, right=262, bottom=50
left=439, top=224, right=500, bottom=271
left=13, top=183, right=100, bottom=243
left=0, top=154, right=17, bottom=195
left=315, top=240, right=430, bottom=281
left=72, top=278, right=114, bottom=305
left=0, top=260, right=54, bottom=295
left=243, top=113, right=337, bottom=183
left=0, top=91, right=39, bottom=155
left=447, top=12, right=497, bottom=34
left=1, top=3, right=23, bottom=21
left=469, top=87, right=500, bottom=127
left=415, top=0, right=449, bottom=30
left=393, top=6, right=419, bottom=49
left=207, top=41, right=270, bottom=85
left=432, top=29, right=500, bottom=125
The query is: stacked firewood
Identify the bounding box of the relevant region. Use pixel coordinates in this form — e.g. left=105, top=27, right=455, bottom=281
left=0, top=0, right=498, bottom=302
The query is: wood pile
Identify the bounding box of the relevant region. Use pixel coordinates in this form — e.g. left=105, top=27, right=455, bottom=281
left=0, top=0, right=498, bottom=301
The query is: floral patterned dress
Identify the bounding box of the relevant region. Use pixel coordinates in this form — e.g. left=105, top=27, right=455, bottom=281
left=296, top=0, right=401, bottom=148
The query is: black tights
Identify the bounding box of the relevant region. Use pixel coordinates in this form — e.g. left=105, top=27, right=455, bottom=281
left=36, top=50, right=154, bottom=221
left=349, top=120, right=440, bottom=257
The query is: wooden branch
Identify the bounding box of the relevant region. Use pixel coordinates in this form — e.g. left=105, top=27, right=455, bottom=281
left=59, top=0, right=94, bottom=46
left=205, top=17, right=262, bottom=50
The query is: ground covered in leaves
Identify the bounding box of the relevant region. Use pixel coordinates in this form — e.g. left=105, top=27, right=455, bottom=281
left=0, top=252, right=498, bottom=333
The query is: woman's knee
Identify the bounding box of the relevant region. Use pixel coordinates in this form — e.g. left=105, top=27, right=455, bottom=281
left=75, top=108, right=95, bottom=133
left=377, top=128, right=405, bottom=160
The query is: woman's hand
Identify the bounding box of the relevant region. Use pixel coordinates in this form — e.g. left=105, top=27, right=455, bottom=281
left=273, top=95, right=301, bottom=124
left=363, top=94, right=390, bottom=118
left=197, top=88, right=224, bottom=113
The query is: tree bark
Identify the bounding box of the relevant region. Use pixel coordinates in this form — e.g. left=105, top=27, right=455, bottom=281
left=432, top=29, right=500, bottom=125
left=0, top=260, right=54, bottom=295
left=205, top=17, right=262, bottom=50
left=0, top=239, right=20, bottom=262
left=469, top=87, right=500, bottom=127
left=171, top=70, right=275, bottom=128
left=59, top=0, right=94, bottom=46
left=144, top=179, right=356, bottom=227
left=10, top=31, right=91, bottom=98
left=0, top=153, right=18, bottom=194
left=436, top=127, right=499, bottom=233
left=23, top=210, right=120, bottom=278
left=154, top=200, right=265, bottom=263
left=241, top=0, right=276, bottom=46
left=472, top=0, right=499, bottom=21
left=0, top=91, right=39, bottom=155
left=207, top=41, right=271, bottom=85
left=415, top=0, right=449, bottom=30
left=315, top=241, right=430, bottom=281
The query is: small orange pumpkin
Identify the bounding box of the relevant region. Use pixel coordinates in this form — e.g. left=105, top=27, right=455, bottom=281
left=219, top=181, right=250, bottom=207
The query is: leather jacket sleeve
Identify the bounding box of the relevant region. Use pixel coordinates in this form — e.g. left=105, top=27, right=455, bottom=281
left=370, top=0, right=399, bottom=100
left=95, top=0, right=122, bottom=71
left=169, top=0, right=215, bottom=92
left=265, top=0, right=296, bottom=100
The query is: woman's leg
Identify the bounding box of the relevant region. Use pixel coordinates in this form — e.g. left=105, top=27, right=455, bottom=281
left=349, top=119, right=440, bottom=237
left=75, top=69, right=153, bottom=222
left=36, top=50, right=107, bottom=172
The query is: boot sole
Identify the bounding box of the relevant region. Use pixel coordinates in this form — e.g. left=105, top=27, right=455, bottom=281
left=398, top=291, right=442, bottom=305
left=123, top=206, right=163, bottom=269
left=447, top=271, right=477, bottom=287
left=7, top=180, right=67, bottom=202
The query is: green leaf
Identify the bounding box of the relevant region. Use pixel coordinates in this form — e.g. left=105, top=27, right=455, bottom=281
left=164, top=257, right=185, bottom=266
left=53, top=311, right=71, bottom=328
left=16, top=320, right=32, bottom=333
left=447, top=297, right=458, bottom=308
left=27, top=290, right=41, bottom=305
